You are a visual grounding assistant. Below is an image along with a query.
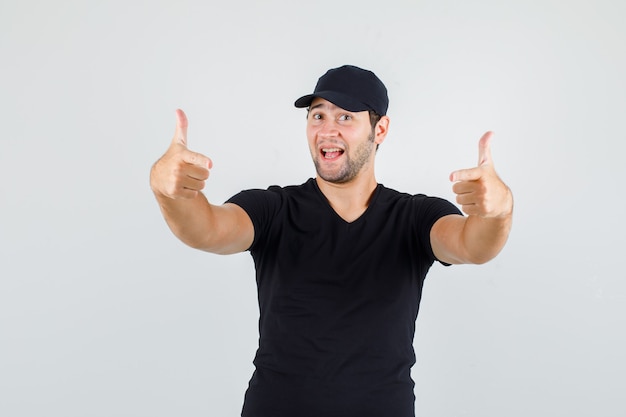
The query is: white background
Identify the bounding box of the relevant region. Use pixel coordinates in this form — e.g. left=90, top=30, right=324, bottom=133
left=1, top=1, right=624, bottom=416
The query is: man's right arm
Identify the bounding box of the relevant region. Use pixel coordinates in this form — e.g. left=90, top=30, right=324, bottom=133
left=149, top=109, right=254, bottom=255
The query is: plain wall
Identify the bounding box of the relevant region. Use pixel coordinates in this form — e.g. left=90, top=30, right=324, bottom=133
left=1, top=0, right=624, bottom=416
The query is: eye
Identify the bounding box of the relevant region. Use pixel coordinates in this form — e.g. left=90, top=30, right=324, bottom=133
left=338, top=114, right=352, bottom=121
left=311, top=113, right=322, bottom=120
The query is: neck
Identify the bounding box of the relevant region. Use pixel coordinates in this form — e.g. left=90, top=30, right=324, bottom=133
left=315, top=174, right=378, bottom=223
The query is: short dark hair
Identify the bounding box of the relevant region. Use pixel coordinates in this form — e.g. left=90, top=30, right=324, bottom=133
left=368, top=110, right=382, bottom=130
left=369, top=110, right=383, bottom=151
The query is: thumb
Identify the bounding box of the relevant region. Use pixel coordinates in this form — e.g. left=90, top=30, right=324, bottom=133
left=173, top=108, right=188, bottom=147
left=478, top=131, right=494, bottom=166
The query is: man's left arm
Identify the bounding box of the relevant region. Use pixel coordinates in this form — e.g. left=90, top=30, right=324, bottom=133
left=430, top=131, right=514, bottom=265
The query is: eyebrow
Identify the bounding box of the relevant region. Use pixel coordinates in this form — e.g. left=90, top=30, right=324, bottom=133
left=308, top=103, right=327, bottom=111
left=308, top=102, right=353, bottom=113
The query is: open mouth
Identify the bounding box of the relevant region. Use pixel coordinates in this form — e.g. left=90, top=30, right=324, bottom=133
left=321, top=147, right=344, bottom=160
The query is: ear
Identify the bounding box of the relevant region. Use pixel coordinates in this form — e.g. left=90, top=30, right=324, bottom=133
left=374, top=115, right=390, bottom=145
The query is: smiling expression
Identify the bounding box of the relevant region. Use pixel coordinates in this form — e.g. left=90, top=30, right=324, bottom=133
left=306, top=98, right=384, bottom=184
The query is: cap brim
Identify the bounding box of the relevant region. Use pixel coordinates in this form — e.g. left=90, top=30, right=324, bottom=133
left=294, top=94, right=315, bottom=108
left=294, top=91, right=370, bottom=112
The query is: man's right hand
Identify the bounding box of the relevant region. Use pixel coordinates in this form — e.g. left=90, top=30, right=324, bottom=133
left=150, top=109, right=213, bottom=200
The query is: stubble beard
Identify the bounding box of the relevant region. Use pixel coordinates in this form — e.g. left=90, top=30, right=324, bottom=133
left=314, top=130, right=376, bottom=184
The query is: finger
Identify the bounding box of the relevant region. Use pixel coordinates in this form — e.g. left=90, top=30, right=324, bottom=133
left=478, top=131, right=493, bottom=166
left=181, top=149, right=213, bottom=169
left=162, top=166, right=207, bottom=198
left=450, top=166, right=482, bottom=182
left=452, top=180, right=475, bottom=195
left=179, top=175, right=207, bottom=192
left=456, top=193, right=477, bottom=207
left=184, top=164, right=210, bottom=181
left=173, top=108, right=188, bottom=147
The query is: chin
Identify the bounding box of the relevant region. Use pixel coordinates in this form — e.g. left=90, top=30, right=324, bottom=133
left=317, top=171, right=355, bottom=184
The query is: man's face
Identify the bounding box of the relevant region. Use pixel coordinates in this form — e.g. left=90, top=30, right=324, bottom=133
left=306, top=98, right=379, bottom=184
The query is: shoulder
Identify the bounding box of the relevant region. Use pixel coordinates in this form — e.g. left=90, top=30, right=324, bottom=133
left=228, top=179, right=314, bottom=202
left=225, top=179, right=320, bottom=252
left=376, top=184, right=457, bottom=212
left=373, top=185, right=462, bottom=237
left=226, top=178, right=321, bottom=221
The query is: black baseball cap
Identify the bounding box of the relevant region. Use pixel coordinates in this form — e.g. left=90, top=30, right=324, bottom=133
left=294, top=65, right=389, bottom=116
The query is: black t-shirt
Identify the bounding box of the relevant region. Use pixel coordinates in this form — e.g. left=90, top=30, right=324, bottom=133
left=227, top=178, right=462, bottom=417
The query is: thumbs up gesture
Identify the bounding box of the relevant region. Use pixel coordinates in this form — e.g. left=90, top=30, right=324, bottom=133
left=150, top=109, right=213, bottom=199
left=449, top=132, right=513, bottom=218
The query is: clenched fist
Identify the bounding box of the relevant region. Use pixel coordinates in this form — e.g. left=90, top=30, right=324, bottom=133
left=150, top=109, right=213, bottom=199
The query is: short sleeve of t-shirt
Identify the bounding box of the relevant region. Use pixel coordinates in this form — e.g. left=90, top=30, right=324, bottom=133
left=409, top=194, right=463, bottom=265
left=226, top=186, right=284, bottom=251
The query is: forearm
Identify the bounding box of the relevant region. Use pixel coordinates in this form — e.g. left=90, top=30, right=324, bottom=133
left=460, top=210, right=513, bottom=264
left=153, top=190, right=216, bottom=250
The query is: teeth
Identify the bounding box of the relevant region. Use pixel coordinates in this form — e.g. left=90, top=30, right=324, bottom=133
left=322, top=148, right=342, bottom=152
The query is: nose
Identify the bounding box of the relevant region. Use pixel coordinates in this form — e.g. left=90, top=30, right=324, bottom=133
left=318, top=119, right=339, bottom=138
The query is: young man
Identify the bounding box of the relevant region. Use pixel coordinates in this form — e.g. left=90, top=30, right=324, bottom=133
left=150, top=65, right=513, bottom=417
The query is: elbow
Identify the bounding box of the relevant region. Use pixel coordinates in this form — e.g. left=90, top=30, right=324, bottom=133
left=465, top=245, right=505, bottom=265
left=468, top=255, right=493, bottom=265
